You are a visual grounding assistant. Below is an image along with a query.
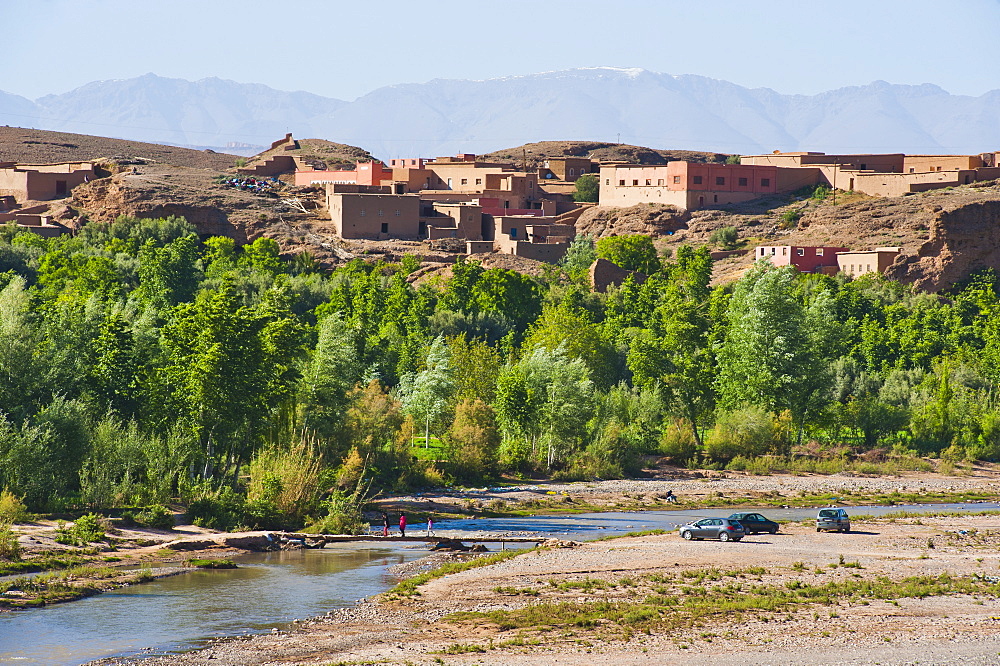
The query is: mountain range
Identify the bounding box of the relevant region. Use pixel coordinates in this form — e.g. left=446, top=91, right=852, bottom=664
left=2, top=68, right=999, bottom=160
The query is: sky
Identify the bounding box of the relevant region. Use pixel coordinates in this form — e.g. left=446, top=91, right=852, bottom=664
left=3, top=0, right=1000, bottom=100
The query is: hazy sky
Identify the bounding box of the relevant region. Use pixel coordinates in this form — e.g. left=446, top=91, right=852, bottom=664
left=3, top=0, right=1000, bottom=100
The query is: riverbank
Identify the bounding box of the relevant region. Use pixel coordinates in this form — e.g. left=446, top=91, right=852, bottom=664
left=94, top=509, right=1000, bottom=665
left=373, top=465, right=1000, bottom=519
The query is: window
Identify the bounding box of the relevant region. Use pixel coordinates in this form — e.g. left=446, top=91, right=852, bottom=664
left=760, top=248, right=765, bottom=256
left=909, top=167, right=915, bottom=173
left=796, top=248, right=804, bottom=256
left=380, top=223, right=388, bottom=233
left=461, top=178, right=468, bottom=185
left=569, top=168, right=575, bottom=176
left=645, top=179, right=651, bottom=185
left=410, top=159, right=417, bottom=165
left=782, top=247, right=787, bottom=255
left=510, top=227, right=518, bottom=239
left=713, top=194, right=718, bottom=203
left=738, top=177, right=748, bottom=187
left=770, top=247, right=776, bottom=255
left=816, top=248, right=824, bottom=256
left=673, top=176, right=681, bottom=184
left=359, top=209, right=366, bottom=216
left=657, top=179, right=664, bottom=186
left=395, top=209, right=401, bottom=216
left=476, top=178, right=482, bottom=185
left=867, top=264, right=872, bottom=272
left=619, top=180, right=625, bottom=186
left=606, top=179, right=610, bottom=185
left=716, top=177, right=725, bottom=186
left=693, top=176, right=703, bottom=185
left=377, top=209, right=384, bottom=216
left=447, top=178, right=453, bottom=188
left=761, top=178, right=770, bottom=187
left=860, top=163, right=867, bottom=170
left=632, top=179, right=639, bottom=186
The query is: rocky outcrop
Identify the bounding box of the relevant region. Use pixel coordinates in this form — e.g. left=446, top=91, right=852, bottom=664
left=589, top=258, right=647, bottom=293
left=576, top=203, right=691, bottom=238
left=887, top=199, right=1000, bottom=291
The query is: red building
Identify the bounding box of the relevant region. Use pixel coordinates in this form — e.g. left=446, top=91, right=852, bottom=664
left=755, top=245, right=849, bottom=273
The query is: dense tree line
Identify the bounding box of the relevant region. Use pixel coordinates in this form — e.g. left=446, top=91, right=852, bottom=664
left=1, top=217, right=998, bottom=528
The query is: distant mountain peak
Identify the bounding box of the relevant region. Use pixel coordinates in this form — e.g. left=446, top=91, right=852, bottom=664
left=2, top=69, right=999, bottom=158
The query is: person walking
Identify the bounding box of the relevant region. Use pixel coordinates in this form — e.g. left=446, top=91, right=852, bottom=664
left=399, top=513, right=407, bottom=538
left=381, top=511, right=389, bottom=537
left=426, top=515, right=434, bottom=537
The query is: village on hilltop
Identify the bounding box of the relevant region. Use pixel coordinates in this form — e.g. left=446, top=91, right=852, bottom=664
left=4, top=129, right=1000, bottom=285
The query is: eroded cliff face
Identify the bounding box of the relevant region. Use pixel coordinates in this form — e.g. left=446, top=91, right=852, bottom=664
left=575, top=203, right=691, bottom=238
left=70, top=166, right=263, bottom=242
left=888, top=199, right=1000, bottom=291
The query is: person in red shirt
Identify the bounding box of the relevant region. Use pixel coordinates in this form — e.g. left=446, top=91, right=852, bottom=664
left=399, top=513, right=407, bottom=537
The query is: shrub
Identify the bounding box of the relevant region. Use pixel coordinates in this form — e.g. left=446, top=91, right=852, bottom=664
left=123, top=505, right=175, bottom=531
left=0, top=525, right=21, bottom=561
left=247, top=437, right=322, bottom=521
left=311, top=491, right=369, bottom=535
left=187, top=488, right=247, bottom=531
left=810, top=185, right=831, bottom=201
left=659, top=419, right=697, bottom=465
left=551, top=451, right=624, bottom=482
left=0, top=489, right=28, bottom=525
left=778, top=210, right=803, bottom=229
left=704, top=406, right=777, bottom=464
left=709, top=226, right=739, bottom=250
left=55, top=513, right=106, bottom=546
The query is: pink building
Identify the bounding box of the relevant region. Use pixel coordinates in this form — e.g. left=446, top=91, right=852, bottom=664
left=599, top=161, right=780, bottom=209
left=294, top=161, right=393, bottom=187
left=755, top=245, right=849, bottom=273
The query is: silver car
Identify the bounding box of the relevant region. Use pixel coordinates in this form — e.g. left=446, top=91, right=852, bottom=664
left=816, top=508, right=851, bottom=533
left=678, top=518, right=746, bottom=542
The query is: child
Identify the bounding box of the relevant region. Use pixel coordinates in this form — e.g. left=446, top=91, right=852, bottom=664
left=381, top=511, right=389, bottom=537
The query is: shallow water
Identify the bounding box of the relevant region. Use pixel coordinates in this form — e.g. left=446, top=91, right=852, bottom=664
left=2, top=501, right=999, bottom=665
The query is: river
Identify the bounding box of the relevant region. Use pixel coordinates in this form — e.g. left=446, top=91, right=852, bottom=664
left=1, top=502, right=997, bottom=665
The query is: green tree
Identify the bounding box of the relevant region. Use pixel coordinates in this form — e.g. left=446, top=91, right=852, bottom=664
left=595, top=234, right=660, bottom=274
left=560, top=234, right=598, bottom=282
left=573, top=174, right=599, bottom=202
left=716, top=262, right=831, bottom=446
left=398, top=336, right=455, bottom=447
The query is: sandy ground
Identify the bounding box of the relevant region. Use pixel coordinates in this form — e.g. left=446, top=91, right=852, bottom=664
left=70, top=470, right=1000, bottom=666
left=93, top=512, right=1000, bottom=665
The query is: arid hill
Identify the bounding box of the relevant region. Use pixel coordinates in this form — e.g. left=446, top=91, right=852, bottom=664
left=589, top=181, right=1000, bottom=291
left=0, top=126, right=241, bottom=170
left=243, top=138, right=375, bottom=171
left=480, top=141, right=729, bottom=169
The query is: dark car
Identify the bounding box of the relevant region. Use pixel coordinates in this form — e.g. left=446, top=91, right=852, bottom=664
left=728, top=512, right=780, bottom=535
left=816, top=508, right=851, bottom=533
left=678, top=518, right=746, bottom=542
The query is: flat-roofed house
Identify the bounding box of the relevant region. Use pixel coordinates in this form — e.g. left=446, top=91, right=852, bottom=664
left=836, top=247, right=901, bottom=278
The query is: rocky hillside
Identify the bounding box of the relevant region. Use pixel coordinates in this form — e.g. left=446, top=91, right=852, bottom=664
left=0, top=126, right=241, bottom=170
left=587, top=181, right=1000, bottom=291
left=480, top=141, right=728, bottom=168
left=243, top=138, right=375, bottom=171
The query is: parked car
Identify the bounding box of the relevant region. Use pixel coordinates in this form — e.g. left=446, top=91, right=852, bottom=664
left=678, top=518, right=746, bottom=542
left=728, top=512, right=780, bottom=535
left=816, top=508, right=851, bottom=532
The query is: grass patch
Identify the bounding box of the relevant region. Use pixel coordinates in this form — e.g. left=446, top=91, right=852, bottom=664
left=185, top=558, right=237, bottom=569
left=0, top=565, right=154, bottom=609
left=385, top=548, right=532, bottom=599
left=594, top=529, right=668, bottom=541
left=448, top=571, right=1000, bottom=639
